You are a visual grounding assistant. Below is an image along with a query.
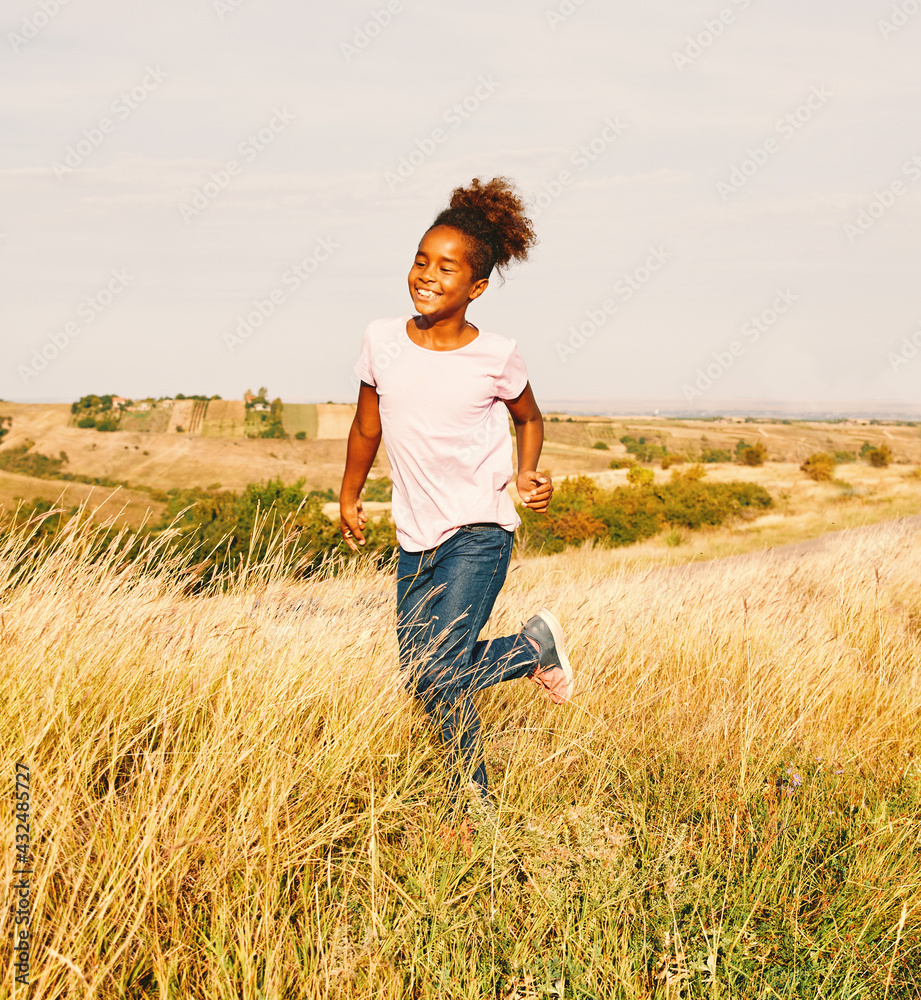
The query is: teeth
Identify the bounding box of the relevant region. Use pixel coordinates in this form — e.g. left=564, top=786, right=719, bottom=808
left=416, top=288, right=438, bottom=299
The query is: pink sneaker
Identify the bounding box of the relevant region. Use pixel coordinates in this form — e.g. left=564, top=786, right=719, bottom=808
left=523, top=608, right=574, bottom=705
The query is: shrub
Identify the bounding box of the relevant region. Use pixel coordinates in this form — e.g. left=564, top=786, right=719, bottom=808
left=96, top=419, right=119, bottom=432
left=801, top=453, right=836, bottom=482
left=592, top=441, right=609, bottom=450
left=737, top=442, right=767, bottom=466
left=700, top=447, right=732, bottom=463
left=259, top=422, right=287, bottom=439
left=363, top=477, right=393, bottom=502
left=608, top=458, right=632, bottom=470
left=867, top=445, right=892, bottom=468
left=835, top=450, right=857, bottom=464
left=660, top=454, right=685, bottom=470
left=294, top=431, right=307, bottom=441
left=519, top=472, right=773, bottom=554
left=77, top=416, right=96, bottom=429
left=0, top=444, right=66, bottom=478
left=620, top=434, right=668, bottom=463
left=627, top=465, right=654, bottom=487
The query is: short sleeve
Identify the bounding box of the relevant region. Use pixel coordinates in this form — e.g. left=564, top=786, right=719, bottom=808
left=495, top=341, right=529, bottom=399
left=353, top=325, right=376, bottom=387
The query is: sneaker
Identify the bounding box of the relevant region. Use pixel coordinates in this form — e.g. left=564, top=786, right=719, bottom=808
left=522, top=608, right=574, bottom=705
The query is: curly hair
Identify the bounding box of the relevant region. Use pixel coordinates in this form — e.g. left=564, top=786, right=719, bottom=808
left=429, top=176, right=537, bottom=281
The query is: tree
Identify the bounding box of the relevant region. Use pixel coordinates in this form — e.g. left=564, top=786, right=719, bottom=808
left=0, top=415, right=10, bottom=443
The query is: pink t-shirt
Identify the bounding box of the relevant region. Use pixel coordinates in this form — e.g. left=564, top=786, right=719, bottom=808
left=354, top=315, right=529, bottom=552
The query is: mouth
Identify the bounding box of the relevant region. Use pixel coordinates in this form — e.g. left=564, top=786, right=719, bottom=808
left=414, top=287, right=441, bottom=302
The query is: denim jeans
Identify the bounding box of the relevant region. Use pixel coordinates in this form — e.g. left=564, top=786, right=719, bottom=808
left=396, top=523, right=537, bottom=805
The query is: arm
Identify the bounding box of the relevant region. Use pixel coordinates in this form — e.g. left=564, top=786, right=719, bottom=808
left=339, top=381, right=382, bottom=550
left=504, top=381, right=553, bottom=514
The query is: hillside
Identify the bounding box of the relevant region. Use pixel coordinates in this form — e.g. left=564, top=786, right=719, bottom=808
left=0, top=403, right=372, bottom=495
left=1, top=404, right=918, bottom=536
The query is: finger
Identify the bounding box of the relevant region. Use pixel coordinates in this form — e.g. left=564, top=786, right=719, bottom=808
left=340, top=521, right=366, bottom=549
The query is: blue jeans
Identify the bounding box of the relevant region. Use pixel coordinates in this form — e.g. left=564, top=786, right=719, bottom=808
left=396, top=523, right=537, bottom=805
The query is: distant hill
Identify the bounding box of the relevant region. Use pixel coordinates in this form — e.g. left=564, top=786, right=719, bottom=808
left=72, top=396, right=355, bottom=440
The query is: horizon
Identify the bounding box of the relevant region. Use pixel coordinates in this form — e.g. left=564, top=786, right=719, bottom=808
left=6, top=394, right=921, bottom=423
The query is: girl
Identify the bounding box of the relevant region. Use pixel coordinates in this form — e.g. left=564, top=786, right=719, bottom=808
left=339, top=177, right=574, bottom=831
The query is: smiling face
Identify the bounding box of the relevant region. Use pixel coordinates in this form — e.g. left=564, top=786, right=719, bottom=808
left=407, top=225, right=489, bottom=322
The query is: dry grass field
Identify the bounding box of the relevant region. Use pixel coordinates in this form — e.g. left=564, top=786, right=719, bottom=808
left=1, top=505, right=919, bottom=997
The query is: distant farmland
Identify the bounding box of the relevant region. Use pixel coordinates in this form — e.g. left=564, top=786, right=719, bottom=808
left=280, top=403, right=318, bottom=439
left=76, top=400, right=355, bottom=440
left=200, top=400, right=247, bottom=438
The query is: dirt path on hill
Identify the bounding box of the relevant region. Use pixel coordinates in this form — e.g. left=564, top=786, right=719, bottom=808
left=675, top=513, right=921, bottom=575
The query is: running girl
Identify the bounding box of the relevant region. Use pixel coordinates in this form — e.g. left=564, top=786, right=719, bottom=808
left=339, top=177, right=574, bottom=827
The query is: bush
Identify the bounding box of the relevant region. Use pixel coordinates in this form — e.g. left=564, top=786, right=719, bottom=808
left=660, top=454, right=685, bottom=470
left=295, top=431, right=307, bottom=441
left=801, top=453, right=836, bottom=482
left=0, top=444, right=66, bottom=478
left=620, top=434, right=668, bottom=464
left=627, top=465, right=654, bottom=487
left=363, top=477, right=393, bottom=502
left=96, top=419, right=119, bottom=432
left=77, top=417, right=96, bottom=429
left=700, top=447, right=732, bottom=463
left=867, top=445, right=892, bottom=468
left=737, top=442, right=767, bottom=466
left=592, top=441, right=609, bottom=450
left=608, top=458, right=632, bottom=470
left=834, top=450, right=857, bottom=464
left=519, top=472, right=773, bottom=554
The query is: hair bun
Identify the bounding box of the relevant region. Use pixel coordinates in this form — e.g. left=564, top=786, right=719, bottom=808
left=430, top=177, right=537, bottom=281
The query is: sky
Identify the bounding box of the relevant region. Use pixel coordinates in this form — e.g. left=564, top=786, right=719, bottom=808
left=3, top=0, right=920, bottom=409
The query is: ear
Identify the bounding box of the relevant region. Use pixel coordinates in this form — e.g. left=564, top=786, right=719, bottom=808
left=467, top=277, right=489, bottom=302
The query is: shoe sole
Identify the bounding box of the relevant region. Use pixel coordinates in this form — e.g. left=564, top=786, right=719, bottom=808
left=536, top=607, right=574, bottom=703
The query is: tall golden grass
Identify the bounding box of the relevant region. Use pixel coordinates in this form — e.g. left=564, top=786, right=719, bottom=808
left=1, top=510, right=920, bottom=998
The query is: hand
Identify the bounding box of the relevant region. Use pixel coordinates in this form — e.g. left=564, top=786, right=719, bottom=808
left=339, top=497, right=368, bottom=551
left=517, top=471, right=552, bottom=513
